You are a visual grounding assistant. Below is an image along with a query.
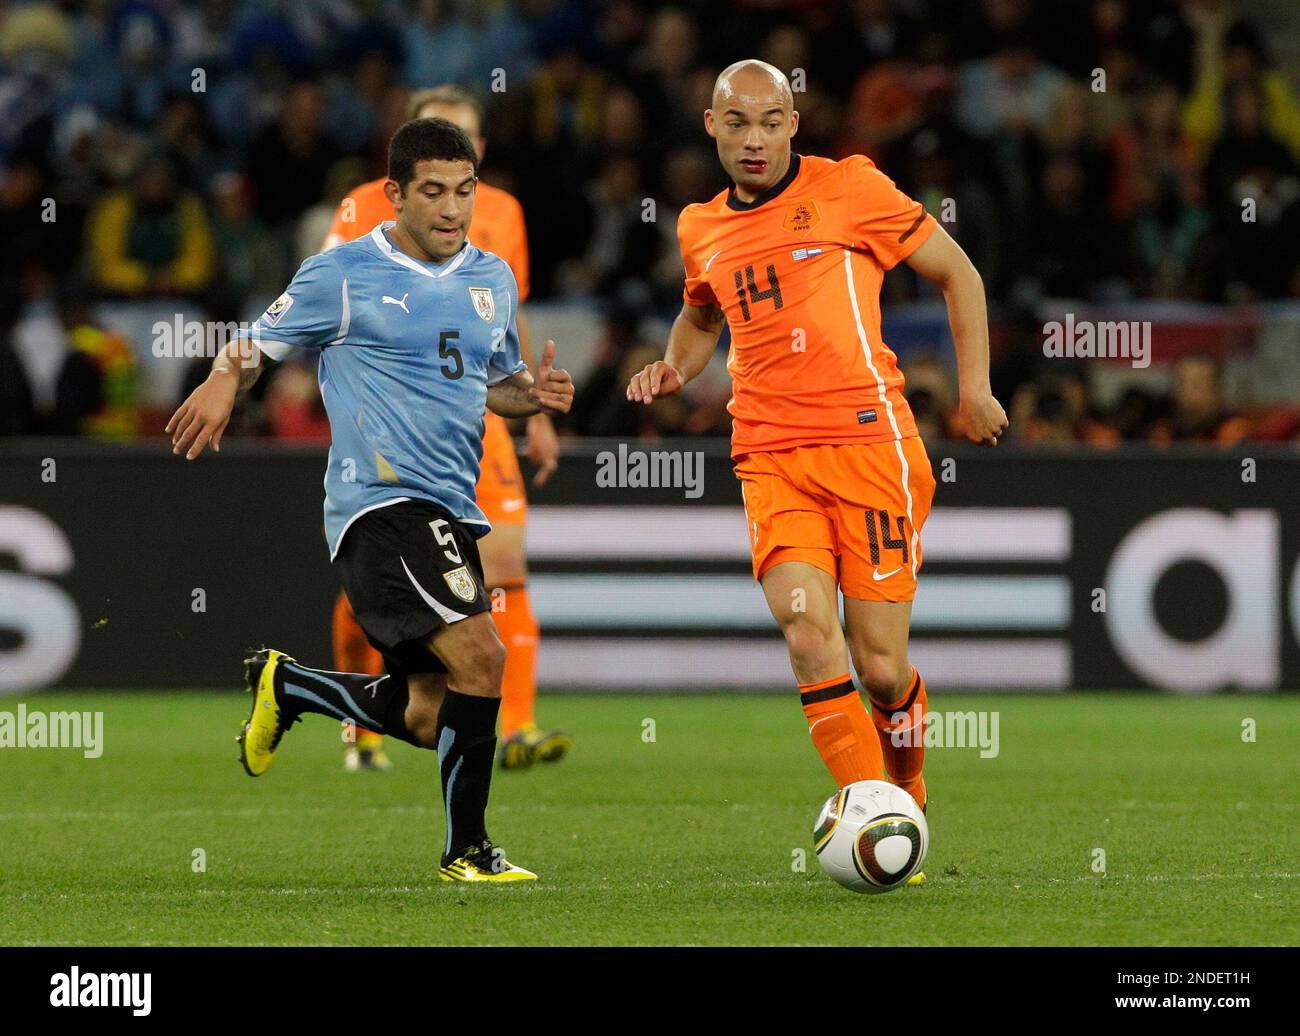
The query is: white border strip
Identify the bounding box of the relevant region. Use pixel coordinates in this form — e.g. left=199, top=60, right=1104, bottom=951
left=526, top=506, right=1071, bottom=562
left=530, top=574, right=1070, bottom=630
left=537, top=637, right=1070, bottom=689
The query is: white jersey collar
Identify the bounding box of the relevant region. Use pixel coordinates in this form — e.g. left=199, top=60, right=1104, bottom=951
left=370, top=222, right=471, bottom=279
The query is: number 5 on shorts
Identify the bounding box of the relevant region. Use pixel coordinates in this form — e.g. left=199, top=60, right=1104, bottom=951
left=428, top=519, right=463, bottom=565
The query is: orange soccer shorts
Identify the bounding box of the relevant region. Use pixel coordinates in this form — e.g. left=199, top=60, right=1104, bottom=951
left=475, top=412, right=528, bottom=526
left=735, top=437, right=936, bottom=602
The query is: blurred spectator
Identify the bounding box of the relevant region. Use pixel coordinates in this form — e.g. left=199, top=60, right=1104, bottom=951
left=1109, top=79, right=1202, bottom=222
left=401, top=0, right=483, bottom=90
left=1027, top=155, right=1114, bottom=300
left=6, top=269, right=136, bottom=436
left=955, top=30, right=1068, bottom=141
left=245, top=80, right=336, bottom=232
left=263, top=360, right=331, bottom=443
left=649, top=148, right=717, bottom=305
left=0, top=298, right=37, bottom=435
left=559, top=155, right=659, bottom=303
left=208, top=172, right=285, bottom=318
left=1006, top=368, right=1119, bottom=446
left=58, top=291, right=140, bottom=440
left=85, top=153, right=215, bottom=298
left=1149, top=354, right=1249, bottom=444
left=1205, top=81, right=1300, bottom=301
left=296, top=158, right=369, bottom=264
left=569, top=306, right=645, bottom=436
left=1183, top=8, right=1300, bottom=165
left=903, top=353, right=958, bottom=442
left=155, top=94, right=220, bottom=194
left=1122, top=168, right=1213, bottom=299
left=1110, top=386, right=1163, bottom=440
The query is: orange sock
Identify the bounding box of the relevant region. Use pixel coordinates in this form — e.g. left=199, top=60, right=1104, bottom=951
left=332, top=590, right=383, bottom=746
left=869, top=665, right=928, bottom=810
left=492, top=583, right=539, bottom=738
left=800, top=674, right=884, bottom=787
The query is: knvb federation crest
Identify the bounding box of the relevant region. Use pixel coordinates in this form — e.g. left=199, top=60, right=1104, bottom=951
left=443, top=565, right=478, bottom=603
left=782, top=200, right=820, bottom=232
left=468, top=287, right=495, bottom=323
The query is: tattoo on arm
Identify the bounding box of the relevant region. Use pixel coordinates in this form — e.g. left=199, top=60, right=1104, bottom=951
left=213, top=341, right=264, bottom=395
left=487, top=375, right=539, bottom=418
left=684, top=301, right=725, bottom=331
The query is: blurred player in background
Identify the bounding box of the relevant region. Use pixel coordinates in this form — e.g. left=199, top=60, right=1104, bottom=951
left=323, top=86, right=569, bottom=773
left=628, top=61, right=1008, bottom=880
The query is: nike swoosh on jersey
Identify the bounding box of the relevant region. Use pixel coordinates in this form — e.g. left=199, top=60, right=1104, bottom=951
left=704, top=249, right=724, bottom=272
left=872, top=566, right=902, bottom=581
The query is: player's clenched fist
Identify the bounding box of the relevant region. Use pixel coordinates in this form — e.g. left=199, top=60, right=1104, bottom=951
left=166, top=370, right=239, bottom=460
left=528, top=340, right=574, bottom=415
left=626, top=361, right=685, bottom=404
left=957, top=390, right=1009, bottom=447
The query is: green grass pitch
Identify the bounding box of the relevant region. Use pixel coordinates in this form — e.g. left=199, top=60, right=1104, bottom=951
left=1, top=690, right=1296, bottom=946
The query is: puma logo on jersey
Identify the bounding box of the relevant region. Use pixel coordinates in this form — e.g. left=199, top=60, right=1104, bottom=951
left=382, top=293, right=410, bottom=314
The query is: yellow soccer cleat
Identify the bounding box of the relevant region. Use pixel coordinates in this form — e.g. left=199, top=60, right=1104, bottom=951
left=236, top=648, right=299, bottom=777
left=906, top=871, right=926, bottom=886
left=497, top=724, right=573, bottom=770
left=439, top=840, right=537, bottom=883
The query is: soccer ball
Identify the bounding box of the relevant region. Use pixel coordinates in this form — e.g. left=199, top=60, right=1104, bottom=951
left=812, top=780, right=928, bottom=894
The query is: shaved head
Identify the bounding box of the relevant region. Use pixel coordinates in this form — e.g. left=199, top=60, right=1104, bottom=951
left=704, top=58, right=799, bottom=201
left=712, top=59, right=794, bottom=111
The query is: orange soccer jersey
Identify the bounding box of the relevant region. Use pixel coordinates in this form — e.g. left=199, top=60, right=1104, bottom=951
left=679, top=153, right=939, bottom=602
left=677, top=152, right=936, bottom=459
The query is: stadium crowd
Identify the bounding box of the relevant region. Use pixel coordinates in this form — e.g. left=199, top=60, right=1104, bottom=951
left=1, top=0, right=1298, bottom=445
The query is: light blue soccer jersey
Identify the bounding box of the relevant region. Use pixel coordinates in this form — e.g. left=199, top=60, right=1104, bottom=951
left=240, top=222, right=526, bottom=558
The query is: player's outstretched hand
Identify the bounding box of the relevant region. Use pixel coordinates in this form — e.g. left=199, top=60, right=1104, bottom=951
left=529, top=340, right=574, bottom=416
left=166, top=372, right=239, bottom=460
left=525, top=412, right=560, bottom=486
left=626, top=360, right=684, bottom=404
left=958, top=390, right=1009, bottom=447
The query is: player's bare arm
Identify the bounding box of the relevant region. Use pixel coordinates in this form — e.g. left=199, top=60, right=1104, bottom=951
left=166, top=339, right=266, bottom=460
left=488, top=339, right=573, bottom=417
left=626, top=301, right=725, bottom=404
left=903, top=226, right=1009, bottom=447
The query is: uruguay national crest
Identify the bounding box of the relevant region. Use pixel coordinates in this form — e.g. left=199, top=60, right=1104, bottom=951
left=443, top=565, right=478, bottom=603
left=468, top=287, right=495, bottom=323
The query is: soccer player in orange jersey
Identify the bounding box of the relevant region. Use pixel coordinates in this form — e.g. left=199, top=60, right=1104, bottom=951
left=323, top=85, right=570, bottom=772
left=628, top=60, right=1008, bottom=859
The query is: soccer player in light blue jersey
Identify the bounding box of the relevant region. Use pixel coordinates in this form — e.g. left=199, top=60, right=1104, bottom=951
left=166, top=118, right=574, bottom=882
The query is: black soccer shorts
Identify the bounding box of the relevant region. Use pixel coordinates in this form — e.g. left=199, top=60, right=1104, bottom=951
left=333, top=498, right=490, bottom=677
